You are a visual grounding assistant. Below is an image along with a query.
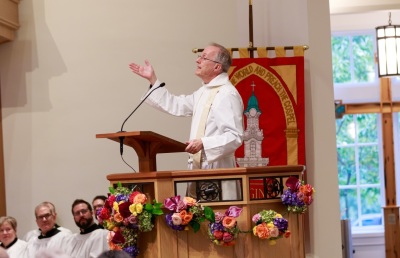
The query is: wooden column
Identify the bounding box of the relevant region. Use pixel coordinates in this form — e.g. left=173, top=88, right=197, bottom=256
left=380, top=78, right=400, bottom=258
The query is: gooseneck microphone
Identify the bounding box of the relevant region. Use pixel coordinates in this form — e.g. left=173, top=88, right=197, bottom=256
left=119, top=82, right=166, bottom=155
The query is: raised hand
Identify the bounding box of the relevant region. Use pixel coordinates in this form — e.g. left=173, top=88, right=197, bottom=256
left=128, top=60, right=157, bottom=85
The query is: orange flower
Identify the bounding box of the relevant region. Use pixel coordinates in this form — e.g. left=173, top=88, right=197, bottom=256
left=133, top=193, right=147, bottom=204
left=179, top=210, right=193, bottom=225
left=254, top=223, right=270, bottom=239
left=114, top=213, right=123, bottom=223
left=222, top=216, right=236, bottom=229
left=284, top=230, right=291, bottom=238
left=183, top=197, right=197, bottom=207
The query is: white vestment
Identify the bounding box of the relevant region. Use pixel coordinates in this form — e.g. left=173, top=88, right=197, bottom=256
left=64, top=229, right=109, bottom=258
left=5, top=238, right=28, bottom=258
left=23, top=226, right=72, bottom=242
left=26, top=231, right=70, bottom=257
left=144, top=73, right=244, bottom=199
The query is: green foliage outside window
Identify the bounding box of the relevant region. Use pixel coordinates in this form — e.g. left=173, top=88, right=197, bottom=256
left=336, top=114, right=382, bottom=228
left=332, top=34, right=375, bottom=83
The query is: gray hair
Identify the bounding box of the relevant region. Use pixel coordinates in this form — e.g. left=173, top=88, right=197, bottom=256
left=209, top=42, right=232, bottom=73
left=34, top=202, right=56, bottom=218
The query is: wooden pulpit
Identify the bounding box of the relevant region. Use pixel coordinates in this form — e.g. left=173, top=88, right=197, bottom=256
left=96, top=131, right=186, bottom=172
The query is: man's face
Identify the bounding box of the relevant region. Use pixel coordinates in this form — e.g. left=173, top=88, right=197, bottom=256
left=92, top=199, right=105, bottom=219
left=73, top=203, right=94, bottom=230
left=35, top=206, right=56, bottom=235
left=195, top=46, right=221, bottom=83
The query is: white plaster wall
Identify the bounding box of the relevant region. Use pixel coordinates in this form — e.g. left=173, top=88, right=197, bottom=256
left=0, top=1, right=342, bottom=257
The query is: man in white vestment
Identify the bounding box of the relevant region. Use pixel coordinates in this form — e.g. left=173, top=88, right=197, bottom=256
left=23, top=201, right=72, bottom=242
left=64, top=199, right=108, bottom=258
left=129, top=43, right=244, bottom=200
left=26, top=202, right=71, bottom=257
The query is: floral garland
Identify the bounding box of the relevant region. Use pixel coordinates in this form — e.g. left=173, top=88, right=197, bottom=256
left=252, top=209, right=290, bottom=245
left=98, top=182, right=163, bottom=258
left=163, top=195, right=213, bottom=233
left=281, top=176, right=315, bottom=214
left=207, top=206, right=243, bottom=246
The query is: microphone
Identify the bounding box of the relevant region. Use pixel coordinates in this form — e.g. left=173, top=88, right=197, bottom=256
left=119, top=82, right=166, bottom=155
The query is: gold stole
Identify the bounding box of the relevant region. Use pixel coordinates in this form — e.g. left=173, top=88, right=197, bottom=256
left=192, top=86, right=222, bottom=169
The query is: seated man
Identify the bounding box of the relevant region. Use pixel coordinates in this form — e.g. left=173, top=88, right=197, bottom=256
left=64, top=199, right=108, bottom=258
left=23, top=201, right=71, bottom=242
left=91, top=195, right=107, bottom=227
left=26, top=202, right=71, bottom=257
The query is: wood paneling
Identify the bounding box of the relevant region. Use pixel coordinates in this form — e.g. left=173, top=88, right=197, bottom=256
left=0, top=0, right=20, bottom=44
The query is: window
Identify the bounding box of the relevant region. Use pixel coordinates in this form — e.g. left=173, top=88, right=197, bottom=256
left=332, top=32, right=385, bottom=233
left=336, top=114, right=384, bottom=232
left=332, top=32, right=376, bottom=84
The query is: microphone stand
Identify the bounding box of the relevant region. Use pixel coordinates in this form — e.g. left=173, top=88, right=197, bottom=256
left=119, top=82, right=166, bottom=156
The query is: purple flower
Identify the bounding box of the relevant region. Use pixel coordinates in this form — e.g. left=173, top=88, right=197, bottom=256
left=164, top=196, right=182, bottom=212
left=123, top=245, right=140, bottom=258
left=209, top=222, right=224, bottom=233
left=116, top=194, right=129, bottom=202
left=165, top=213, right=185, bottom=231
left=274, top=217, right=288, bottom=232
left=225, top=206, right=243, bottom=218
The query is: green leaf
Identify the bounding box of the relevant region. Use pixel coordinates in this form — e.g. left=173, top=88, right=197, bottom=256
left=191, top=221, right=200, bottom=233
left=109, top=186, right=115, bottom=194
left=117, top=182, right=122, bottom=188
left=152, top=208, right=164, bottom=216
left=144, top=203, right=153, bottom=211
left=204, top=206, right=215, bottom=222
left=153, top=201, right=163, bottom=209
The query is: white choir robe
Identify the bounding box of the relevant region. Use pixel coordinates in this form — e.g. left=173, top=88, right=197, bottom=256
left=26, top=231, right=71, bottom=257
left=6, top=239, right=28, bottom=258
left=23, top=226, right=72, bottom=242
left=144, top=73, right=244, bottom=200
left=64, top=229, right=109, bottom=258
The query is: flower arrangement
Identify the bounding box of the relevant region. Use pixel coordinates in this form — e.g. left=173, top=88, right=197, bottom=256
left=252, top=209, right=290, bottom=245
left=163, top=195, right=212, bottom=233
left=207, top=206, right=243, bottom=246
left=98, top=182, right=163, bottom=258
left=281, top=176, right=315, bottom=214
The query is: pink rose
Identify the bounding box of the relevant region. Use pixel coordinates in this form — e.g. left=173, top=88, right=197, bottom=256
left=252, top=213, right=261, bottom=223
left=222, top=232, right=234, bottom=243
left=171, top=213, right=182, bottom=225
left=214, top=212, right=224, bottom=223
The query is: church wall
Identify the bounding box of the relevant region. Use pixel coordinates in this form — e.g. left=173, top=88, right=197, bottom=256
left=0, top=0, right=355, bottom=257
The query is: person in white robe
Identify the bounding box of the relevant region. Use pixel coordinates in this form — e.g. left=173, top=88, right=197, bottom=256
left=0, top=216, right=27, bottom=258
left=23, top=201, right=72, bottom=242
left=129, top=43, right=244, bottom=200
left=64, top=199, right=108, bottom=258
left=26, top=202, right=72, bottom=257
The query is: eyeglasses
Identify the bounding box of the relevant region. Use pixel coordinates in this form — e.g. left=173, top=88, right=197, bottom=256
left=36, top=213, right=53, bottom=221
left=197, top=55, right=221, bottom=64
left=73, top=208, right=89, bottom=217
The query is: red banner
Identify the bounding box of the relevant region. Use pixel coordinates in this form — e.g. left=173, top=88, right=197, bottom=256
left=229, top=57, right=305, bottom=167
